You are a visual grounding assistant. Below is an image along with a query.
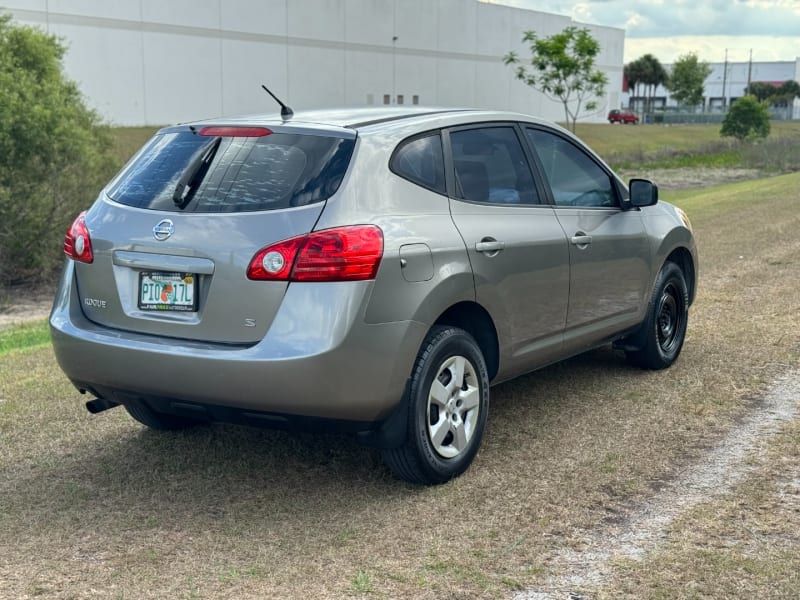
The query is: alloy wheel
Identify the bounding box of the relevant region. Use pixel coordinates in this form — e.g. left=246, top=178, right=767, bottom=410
left=426, top=355, right=481, bottom=459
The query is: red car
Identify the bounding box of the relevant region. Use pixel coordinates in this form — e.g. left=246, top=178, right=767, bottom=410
left=608, top=109, right=639, bottom=124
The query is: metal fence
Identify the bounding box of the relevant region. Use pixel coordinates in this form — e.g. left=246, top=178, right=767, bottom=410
left=643, top=112, right=724, bottom=125
left=641, top=106, right=796, bottom=125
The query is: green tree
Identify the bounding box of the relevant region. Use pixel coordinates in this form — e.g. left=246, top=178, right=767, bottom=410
left=625, top=54, right=668, bottom=113
left=623, top=61, right=643, bottom=107
left=744, top=80, right=800, bottom=109
left=0, top=14, right=113, bottom=286
left=744, top=81, right=778, bottom=103
left=720, top=96, right=771, bottom=142
left=772, top=80, right=800, bottom=106
left=643, top=54, right=668, bottom=113
left=503, top=26, right=608, bottom=132
left=666, top=53, right=712, bottom=108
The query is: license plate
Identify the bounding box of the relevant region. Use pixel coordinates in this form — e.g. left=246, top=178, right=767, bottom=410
left=138, top=272, right=197, bottom=312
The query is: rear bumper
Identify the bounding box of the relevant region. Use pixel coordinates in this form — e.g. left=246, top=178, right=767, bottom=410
left=50, top=262, right=425, bottom=423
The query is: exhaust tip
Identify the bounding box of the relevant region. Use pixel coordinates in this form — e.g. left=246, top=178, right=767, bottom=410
left=85, top=398, right=120, bottom=414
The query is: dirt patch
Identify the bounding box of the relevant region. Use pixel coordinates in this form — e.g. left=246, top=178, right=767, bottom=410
left=514, top=370, right=800, bottom=600
left=618, top=167, right=763, bottom=190
left=0, top=284, right=55, bottom=329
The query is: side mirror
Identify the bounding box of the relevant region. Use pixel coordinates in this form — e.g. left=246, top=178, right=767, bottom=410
left=629, top=178, right=659, bottom=207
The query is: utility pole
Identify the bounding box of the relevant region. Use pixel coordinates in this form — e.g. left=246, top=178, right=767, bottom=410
left=391, top=0, right=397, bottom=104
left=392, top=35, right=398, bottom=103
left=721, top=48, right=728, bottom=110
left=747, top=48, right=753, bottom=91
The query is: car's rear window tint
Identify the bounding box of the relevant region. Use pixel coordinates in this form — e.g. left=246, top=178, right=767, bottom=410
left=107, top=130, right=355, bottom=212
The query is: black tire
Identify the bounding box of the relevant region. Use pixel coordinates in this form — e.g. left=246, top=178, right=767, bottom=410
left=627, top=262, right=689, bottom=370
left=382, top=326, right=490, bottom=485
left=124, top=401, right=200, bottom=431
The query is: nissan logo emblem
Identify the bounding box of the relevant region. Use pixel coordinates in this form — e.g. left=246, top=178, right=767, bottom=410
left=153, top=219, right=175, bottom=241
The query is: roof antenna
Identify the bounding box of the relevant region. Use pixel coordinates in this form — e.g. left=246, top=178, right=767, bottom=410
left=261, top=84, right=293, bottom=119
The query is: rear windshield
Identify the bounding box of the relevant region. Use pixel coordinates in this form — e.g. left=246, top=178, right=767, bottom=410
left=106, top=129, right=355, bottom=212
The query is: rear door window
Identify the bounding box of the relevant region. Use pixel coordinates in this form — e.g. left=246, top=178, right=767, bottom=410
left=449, top=127, right=540, bottom=205
left=107, top=129, right=355, bottom=212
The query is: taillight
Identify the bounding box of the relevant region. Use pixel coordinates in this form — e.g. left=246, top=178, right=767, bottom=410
left=247, top=236, right=306, bottom=281
left=64, top=212, right=94, bottom=263
left=247, top=225, right=383, bottom=282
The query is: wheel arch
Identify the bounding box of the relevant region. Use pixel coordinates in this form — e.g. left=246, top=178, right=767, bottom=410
left=649, top=217, right=697, bottom=307
left=619, top=246, right=694, bottom=355
left=432, top=301, right=500, bottom=381
left=664, top=246, right=697, bottom=306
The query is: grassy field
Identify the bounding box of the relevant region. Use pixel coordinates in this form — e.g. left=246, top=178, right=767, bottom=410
left=109, top=126, right=158, bottom=166
left=598, top=122, right=800, bottom=172
left=0, top=319, right=49, bottom=354
left=575, top=120, right=800, bottom=164
left=1, top=168, right=798, bottom=598
left=598, top=414, right=800, bottom=599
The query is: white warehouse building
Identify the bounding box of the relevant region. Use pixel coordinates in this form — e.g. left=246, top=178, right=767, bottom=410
left=3, top=0, right=625, bottom=126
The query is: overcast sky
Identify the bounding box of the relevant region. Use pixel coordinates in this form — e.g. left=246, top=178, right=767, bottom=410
left=487, top=0, right=800, bottom=64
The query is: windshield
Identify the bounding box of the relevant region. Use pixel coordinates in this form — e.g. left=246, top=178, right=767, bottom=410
left=107, top=129, right=355, bottom=212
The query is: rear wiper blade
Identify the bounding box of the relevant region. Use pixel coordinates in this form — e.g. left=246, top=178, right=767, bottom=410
left=173, top=136, right=222, bottom=209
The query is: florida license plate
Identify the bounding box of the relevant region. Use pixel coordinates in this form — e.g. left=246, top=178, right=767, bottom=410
left=138, top=272, right=196, bottom=312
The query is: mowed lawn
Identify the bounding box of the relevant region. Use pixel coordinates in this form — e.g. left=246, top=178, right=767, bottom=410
left=576, top=119, right=800, bottom=163
left=1, top=173, right=799, bottom=599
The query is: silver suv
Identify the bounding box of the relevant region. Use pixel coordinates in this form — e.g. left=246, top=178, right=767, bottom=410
left=51, top=107, right=697, bottom=484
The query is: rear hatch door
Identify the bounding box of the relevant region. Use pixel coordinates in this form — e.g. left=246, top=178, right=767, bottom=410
left=75, top=123, right=356, bottom=344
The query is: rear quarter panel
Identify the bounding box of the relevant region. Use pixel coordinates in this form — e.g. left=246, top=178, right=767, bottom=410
left=314, top=133, right=475, bottom=396
left=314, top=135, right=474, bottom=324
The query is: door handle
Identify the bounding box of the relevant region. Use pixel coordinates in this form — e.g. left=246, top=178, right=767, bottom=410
left=570, top=233, right=592, bottom=246
left=475, top=240, right=505, bottom=253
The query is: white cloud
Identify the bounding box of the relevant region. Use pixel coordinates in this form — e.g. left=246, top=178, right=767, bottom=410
left=571, top=2, right=595, bottom=21
left=739, top=0, right=800, bottom=8
left=624, top=12, right=642, bottom=28
left=624, top=35, right=800, bottom=63
left=484, top=0, right=800, bottom=61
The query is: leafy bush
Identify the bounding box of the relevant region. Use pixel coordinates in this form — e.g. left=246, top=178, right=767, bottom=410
left=720, top=96, right=771, bottom=142
left=0, top=14, right=114, bottom=286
